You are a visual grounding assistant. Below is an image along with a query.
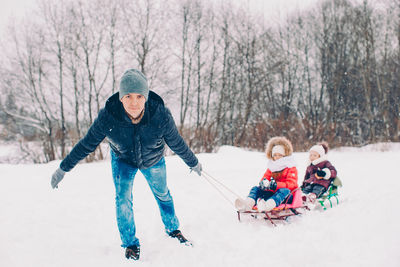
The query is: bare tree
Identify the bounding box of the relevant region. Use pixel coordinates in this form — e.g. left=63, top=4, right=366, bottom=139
left=39, top=0, right=70, bottom=158
left=7, top=21, right=57, bottom=161
left=0, top=0, right=398, bottom=162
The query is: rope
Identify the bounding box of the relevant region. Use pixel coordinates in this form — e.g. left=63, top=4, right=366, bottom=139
left=200, top=170, right=241, bottom=209
left=202, top=170, right=242, bottom=198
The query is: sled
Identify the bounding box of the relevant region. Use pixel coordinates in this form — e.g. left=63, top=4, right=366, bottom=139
left=317, top=177, right=343, bottom=210
left=237, top=188, right=309, bottom=226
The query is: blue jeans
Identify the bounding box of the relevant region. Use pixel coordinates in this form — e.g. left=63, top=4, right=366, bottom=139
left=302, top=183, right=326, bottom=198
left=248, top=186, right=291, bottom=206
left=111, top=151, right=179, bottom=247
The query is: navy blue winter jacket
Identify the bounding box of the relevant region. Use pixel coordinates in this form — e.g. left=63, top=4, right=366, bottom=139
left=60, top=91, right=198, bottom=171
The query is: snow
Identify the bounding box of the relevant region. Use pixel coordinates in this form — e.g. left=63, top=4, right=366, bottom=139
left=0, top=141, right=22, bottom=163
left=0, top=141, right=15, bottom=157
left=332, top=142, right=400, bottom=152
left=1, top=144, right=400, bottom=267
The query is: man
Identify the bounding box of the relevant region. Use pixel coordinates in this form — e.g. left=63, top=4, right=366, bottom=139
left=51, top=69, right=202, bottom=261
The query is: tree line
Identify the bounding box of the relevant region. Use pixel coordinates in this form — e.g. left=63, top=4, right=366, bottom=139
left=0, top=0, right=398, bottom=163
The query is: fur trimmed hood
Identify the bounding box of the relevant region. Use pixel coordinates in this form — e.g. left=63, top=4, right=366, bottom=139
left=265, top=136, right=293, bottom=159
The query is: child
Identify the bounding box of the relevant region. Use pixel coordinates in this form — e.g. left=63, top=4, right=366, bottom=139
left=301, top=142, right=337, bottom=203
left=235, top=136, right=298, bottom=212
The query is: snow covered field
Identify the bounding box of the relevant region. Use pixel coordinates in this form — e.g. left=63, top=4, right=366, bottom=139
left=1, top=144, right=399, bottom=267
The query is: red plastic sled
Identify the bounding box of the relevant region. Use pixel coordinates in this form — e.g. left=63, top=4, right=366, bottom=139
left=237, top=188, right=309, bottom=226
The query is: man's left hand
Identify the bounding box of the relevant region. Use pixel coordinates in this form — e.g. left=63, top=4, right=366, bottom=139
left=190, top=162, right=202, bottom=176
left=51, top=168, right=66, bottom=189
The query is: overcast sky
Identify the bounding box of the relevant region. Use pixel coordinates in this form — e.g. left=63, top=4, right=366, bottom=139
left=0, top=0, right=321, bottom=36
left=0, top=0, right=36, bottom=34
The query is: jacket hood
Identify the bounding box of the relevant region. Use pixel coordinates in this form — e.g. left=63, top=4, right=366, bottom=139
left=265, top=136, right=293, bottom=159
left=104, top=90, right=164, bottom=124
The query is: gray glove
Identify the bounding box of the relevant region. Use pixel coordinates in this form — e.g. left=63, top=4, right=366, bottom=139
left=190, top=162, right=202, bottom=176
left=51, top=168, right=66, bottom=189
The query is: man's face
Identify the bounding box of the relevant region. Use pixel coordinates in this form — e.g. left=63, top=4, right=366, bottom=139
left=120, top=93, right=146, bottom=118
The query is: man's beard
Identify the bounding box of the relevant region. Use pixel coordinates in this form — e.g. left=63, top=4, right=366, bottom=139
left=127, top=108, right=145, bottom=124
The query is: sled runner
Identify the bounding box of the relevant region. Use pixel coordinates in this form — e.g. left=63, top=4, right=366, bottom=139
left=237, top=188, right=308, bottom=226
left=316, top=177, right=343, bottom=210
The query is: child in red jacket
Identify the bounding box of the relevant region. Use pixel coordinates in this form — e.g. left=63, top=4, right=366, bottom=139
left=301, top=142, right=337, bottom=203
left=235, top=136, right=298, bottom=212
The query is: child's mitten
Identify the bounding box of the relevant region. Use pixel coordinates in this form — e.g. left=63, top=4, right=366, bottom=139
left=259, top=179, right=270, bottom=190
left=267, top=178, right=277, bottom=191
left=316, top=169, right=326, bottom=177
left=321, top=168, right=331, bottom=179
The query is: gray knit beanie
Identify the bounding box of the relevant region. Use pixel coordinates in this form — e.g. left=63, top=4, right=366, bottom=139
left=119, top=69, right=149, bottom=101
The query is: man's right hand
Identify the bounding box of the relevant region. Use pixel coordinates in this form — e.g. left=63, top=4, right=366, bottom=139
left=51, top=168, right=66, bottom=189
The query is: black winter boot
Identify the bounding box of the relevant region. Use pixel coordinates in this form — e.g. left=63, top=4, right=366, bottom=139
left=125, top=245, right=140, bottom=260
left=168, top=230, right=192, bottom=246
